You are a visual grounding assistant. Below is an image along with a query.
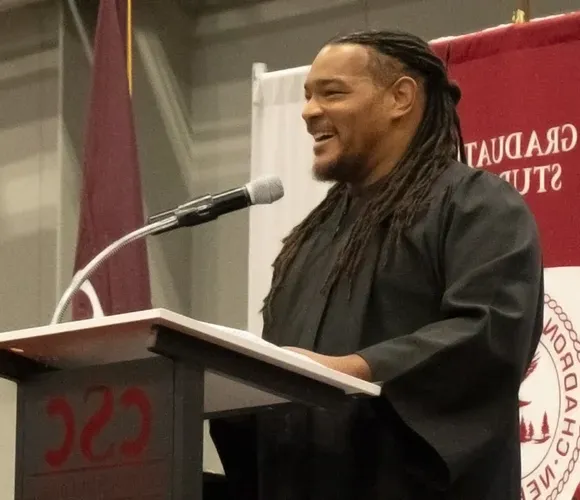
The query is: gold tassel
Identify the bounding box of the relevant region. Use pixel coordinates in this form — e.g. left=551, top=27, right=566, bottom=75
left=512, top=1, right=530, bottom=23
left=512, top=8, right=528, bottom=23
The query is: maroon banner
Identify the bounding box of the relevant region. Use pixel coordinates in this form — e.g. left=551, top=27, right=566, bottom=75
left=443, top=13, right=580, bottom=268
left=433, top=12, right=580, bottom=500
left=73, top=0, right=151, bottom=320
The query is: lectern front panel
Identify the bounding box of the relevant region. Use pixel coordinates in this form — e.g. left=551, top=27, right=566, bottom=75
left=15, top=357, right=203, bottom=500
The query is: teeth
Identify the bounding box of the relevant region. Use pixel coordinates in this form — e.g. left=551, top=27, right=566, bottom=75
left=314, top=133, right=333, bottom=141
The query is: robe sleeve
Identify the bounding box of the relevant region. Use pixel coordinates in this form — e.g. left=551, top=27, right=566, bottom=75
left=356, top=172, right=544, bottom=486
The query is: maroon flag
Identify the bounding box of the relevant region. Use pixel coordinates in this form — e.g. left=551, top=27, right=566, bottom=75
left=72, top=0, right=151, bottom=320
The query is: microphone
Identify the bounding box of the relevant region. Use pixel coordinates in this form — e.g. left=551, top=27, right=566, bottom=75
left=50, top=175, right=284, bottom=324
left=148, top=175, right=284, bottom=235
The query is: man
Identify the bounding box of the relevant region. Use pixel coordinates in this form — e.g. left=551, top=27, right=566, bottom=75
left=211, top=29, right=543, bottom=500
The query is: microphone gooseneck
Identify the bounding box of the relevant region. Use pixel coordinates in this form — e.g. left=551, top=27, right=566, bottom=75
left=50, top=176, right=284, bottom=324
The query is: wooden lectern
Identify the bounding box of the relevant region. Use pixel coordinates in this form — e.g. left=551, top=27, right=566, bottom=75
left=0, top=309, right=380, bottom=500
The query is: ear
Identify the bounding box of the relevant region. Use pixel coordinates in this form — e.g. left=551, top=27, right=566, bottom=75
left=388, top=76, right=419, bottom=119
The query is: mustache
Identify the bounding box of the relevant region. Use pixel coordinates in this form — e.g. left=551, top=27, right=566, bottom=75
left=306, top=119, right=335, bottom=136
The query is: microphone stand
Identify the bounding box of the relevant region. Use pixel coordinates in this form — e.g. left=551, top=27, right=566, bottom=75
left=50, top=215, right=176, bottom=325
left=51, top=175, right=283, bottom=325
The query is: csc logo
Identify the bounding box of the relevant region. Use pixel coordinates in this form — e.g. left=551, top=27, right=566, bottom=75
left=43, top=385, right=152, bottom=468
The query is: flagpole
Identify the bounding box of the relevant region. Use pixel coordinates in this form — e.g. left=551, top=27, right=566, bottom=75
left=127, top=0, right=133, bottom=95
left=66, top=0, right=94, bottom=64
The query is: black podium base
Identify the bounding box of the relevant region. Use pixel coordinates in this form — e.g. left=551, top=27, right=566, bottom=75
left=13, top=356, right=203, bottom=500
left=203, top=472, right=228, bottom=500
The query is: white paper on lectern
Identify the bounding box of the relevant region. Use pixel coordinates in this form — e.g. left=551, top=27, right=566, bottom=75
left=194, top=319, right=324, bottom=366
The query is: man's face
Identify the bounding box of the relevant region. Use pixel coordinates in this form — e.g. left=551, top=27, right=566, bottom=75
left=302, top=43, right=393, bottom=184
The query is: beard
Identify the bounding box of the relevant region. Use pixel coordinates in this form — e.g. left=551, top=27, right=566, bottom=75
left=312, top=152, right=368, bottom=184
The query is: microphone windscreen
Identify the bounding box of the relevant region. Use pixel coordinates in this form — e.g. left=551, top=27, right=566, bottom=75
left=246, top=175, right=284, bottom=205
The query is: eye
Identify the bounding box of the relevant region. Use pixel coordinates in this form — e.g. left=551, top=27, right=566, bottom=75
left=322, top=89, right=346, bottom=99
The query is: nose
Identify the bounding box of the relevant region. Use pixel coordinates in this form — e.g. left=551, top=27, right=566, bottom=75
left=302, top=96, right=323, bottom=123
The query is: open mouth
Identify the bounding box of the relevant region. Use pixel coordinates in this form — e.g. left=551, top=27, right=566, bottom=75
left=314, top=133, right=335, bottom=143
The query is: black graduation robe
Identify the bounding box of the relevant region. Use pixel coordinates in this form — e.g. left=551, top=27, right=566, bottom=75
left=210, top=161, right=544, bottom=500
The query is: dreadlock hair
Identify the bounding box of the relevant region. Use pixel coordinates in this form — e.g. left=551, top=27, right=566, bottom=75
left=262, top=29, right=466, bottom=322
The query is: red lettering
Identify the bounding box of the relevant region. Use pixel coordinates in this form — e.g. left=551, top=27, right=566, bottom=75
left=543, top=318, right=558, bottom=338
left=566, top=396, right=578, bottom=412
left=557, top=438, right=569, bottom=456
left=554, top=334, right=566, bottom=354
left=562, top=417, right=575, bottom=437
left=561, top=352, right=574, bottom=372
left=521, top=466, right=555, bottom=499
left=120, top=387, right=151, bottom=458
left=540, top=465, right=555, bottom=488
left=43, top=385, right=152, bottom=468
left=525, top=479, right=541, bottom=500
left=79, top=386, right=115, bottom=463
left=44, top=397, right=75, bottom=467
left=565, top=373, right=578, bottom=391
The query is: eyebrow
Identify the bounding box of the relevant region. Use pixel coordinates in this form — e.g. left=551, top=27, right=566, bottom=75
left=304, top=77, right=348, bottom=91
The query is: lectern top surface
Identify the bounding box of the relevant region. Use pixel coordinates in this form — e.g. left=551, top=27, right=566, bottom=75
left=0, top=308, right=381, bottom=397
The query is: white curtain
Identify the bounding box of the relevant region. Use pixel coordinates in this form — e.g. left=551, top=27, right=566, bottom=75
left=248, top=63, right=329, bottom=335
